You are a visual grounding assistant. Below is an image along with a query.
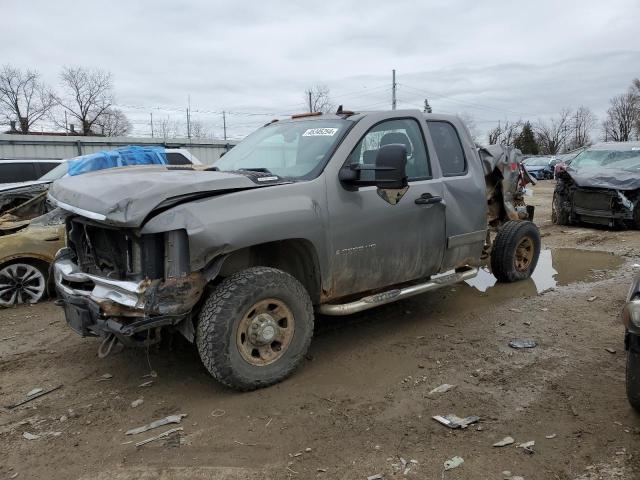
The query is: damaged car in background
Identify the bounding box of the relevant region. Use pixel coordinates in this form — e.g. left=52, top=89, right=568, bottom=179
left=49, top=108, right=540, bottom=390
left=0, top=146, right=195, bottom=307
left=553, top=142, right=640, bottom=228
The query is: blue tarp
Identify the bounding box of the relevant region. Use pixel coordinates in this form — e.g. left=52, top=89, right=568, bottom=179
left=67, top=146, right=167, bottom=176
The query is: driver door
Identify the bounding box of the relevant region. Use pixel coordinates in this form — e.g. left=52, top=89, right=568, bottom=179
left=327, top=117, right=446, bottom=298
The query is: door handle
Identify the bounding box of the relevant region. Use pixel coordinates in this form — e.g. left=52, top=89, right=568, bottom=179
left=415, top=193, right=443, bottom=205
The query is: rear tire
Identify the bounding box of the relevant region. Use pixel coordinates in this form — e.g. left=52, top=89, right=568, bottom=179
left=196, top=267, right=314, bottom=391
left=626, top=347, right=640, bottom=412
left=490, top=221, right=541, bottom=283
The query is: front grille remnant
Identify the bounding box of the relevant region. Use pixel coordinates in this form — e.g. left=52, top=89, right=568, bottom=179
left=68, top=219, right=129, bottom=279
left=573, top=189, right=614, bottom=211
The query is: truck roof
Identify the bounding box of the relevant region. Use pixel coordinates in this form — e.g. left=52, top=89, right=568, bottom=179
left=279, top=109, right=462, bottom=125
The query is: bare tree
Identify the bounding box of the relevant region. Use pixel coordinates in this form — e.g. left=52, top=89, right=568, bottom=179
left=535, top=109, right=572, bottom=154
left=487, top=120, right=522, bottom=146
left=157, top=117, right=182, bottom=139
left=0, top=64, right=55, bottom=133
left=56, top=66, right=113, bottom=135
left=567, top=106, right=596, bottom=150
left=189, top=120, right=211, bottom=139
left=602, top=92, right=639, bottom=142
left=94, top=108, right=132, bottom=136
left=303, top=85, right=333, bottom=113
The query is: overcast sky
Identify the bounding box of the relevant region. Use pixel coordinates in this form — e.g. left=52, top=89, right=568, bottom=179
left=2, top=0, right=639, bottom=140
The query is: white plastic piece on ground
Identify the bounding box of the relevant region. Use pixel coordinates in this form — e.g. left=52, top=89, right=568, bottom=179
left=444, top=456, right=464, bottom=471
left=126, top=414, right=187, bottom=435
left=22, top=432, right=40, bottom=440
left=429, top=384, right=456, bottom=395
left=493, top=436, right=515, bottom=447
left=27, top=388, right=43, bottom=397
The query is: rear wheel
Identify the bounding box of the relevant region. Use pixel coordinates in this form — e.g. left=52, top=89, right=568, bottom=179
left=626, top=346, right=640, bottom=412
left=0, top=262, right=47, bottom=307
left=490, top=221, right=541, bottom=283
left=196, top=267, right=314, bottom=390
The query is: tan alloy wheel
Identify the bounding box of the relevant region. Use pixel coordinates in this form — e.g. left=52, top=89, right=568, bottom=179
left=236, top=298, right=295, bottom=366
left=515, top=236, right=534, bottom=272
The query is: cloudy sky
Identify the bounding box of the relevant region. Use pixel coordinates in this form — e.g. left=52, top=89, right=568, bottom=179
left=2, top=0, right=639, bottom=140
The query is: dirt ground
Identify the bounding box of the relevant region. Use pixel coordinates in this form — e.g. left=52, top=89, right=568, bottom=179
left=1, top=180, right=640, bottom=480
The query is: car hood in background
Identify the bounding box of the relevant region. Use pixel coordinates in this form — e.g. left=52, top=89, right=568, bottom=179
left=49, top=166, right=289, bottom=228
left=566, top=166, right=640, bottom=190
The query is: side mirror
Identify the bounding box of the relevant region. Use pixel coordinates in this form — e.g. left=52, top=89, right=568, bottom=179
left=338, top=144, right=408, bottom=189
left=374, top=144, right=408, bottom=189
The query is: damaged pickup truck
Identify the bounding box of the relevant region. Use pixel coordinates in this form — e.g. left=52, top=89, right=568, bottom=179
left=49, top=109, right=540, bottom=390
left=553, top=142, right=640, bottom=228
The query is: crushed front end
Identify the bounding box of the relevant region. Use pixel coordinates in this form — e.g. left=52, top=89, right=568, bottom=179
left=554, top=169, right=639, bottom=228
left=53, top=217, right=204, bottom=348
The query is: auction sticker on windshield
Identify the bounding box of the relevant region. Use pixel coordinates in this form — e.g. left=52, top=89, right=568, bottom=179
left=303, top=128, right=338, bottom=137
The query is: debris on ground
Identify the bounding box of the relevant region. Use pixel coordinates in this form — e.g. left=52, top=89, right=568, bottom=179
left=433, top=414, right=480, bottom=429
left=443, top=456, right=464, bottom=471
left=391, top=457, right=418, bottom=475
left=26, top=388, right=43, bottom=397
left=6, top=385, right=63, bottom=409
left=367, top=474, right=384, bottom=480
left=96, top=373, right=113, bottom=382
left=126, top=414, right=187, bottom=435
left=517, top=440, right=535, bottom=454
left=587, top=296, right=597, bottom=302
left=493, top=436, right=515, bottom=447
left=130, top=398, right=144, bottom=408
left=604, top=348, right=616, bottom=354
left=545, top=433, right=557, bottom=439
left=134, top=427, right=183, bottom=447
left=429, top=384, right=456, bottom=395
left=509, top=340, right=537, bottom=349
left=138, top=380, right=154, bottom=387
left=22, top=432, right=39, bottom=440
left=509, top=308, right=523, bottom=313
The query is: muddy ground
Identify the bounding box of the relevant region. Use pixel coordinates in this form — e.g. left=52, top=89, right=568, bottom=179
left=1, top=181, right=639, bottom=480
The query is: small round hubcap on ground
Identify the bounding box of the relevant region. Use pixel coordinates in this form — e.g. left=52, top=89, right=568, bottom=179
left=0, top=264, right=46, bottom=307
left=236, top=298, right=295, bottom=366
left=514, top=236, right=534, bottom=272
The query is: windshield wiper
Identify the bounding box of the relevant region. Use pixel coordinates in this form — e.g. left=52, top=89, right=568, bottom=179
left=239, top=167, right=274, bottom=174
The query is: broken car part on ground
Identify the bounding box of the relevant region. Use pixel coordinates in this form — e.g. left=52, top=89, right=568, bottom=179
left=49, top=108, right=541, bottom=390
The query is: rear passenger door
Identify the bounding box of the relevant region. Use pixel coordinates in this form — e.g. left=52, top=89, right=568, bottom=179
left=425, top=120, right=487, bottom=270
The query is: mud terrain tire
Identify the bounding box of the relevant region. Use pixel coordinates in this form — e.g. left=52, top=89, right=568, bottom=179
left=490, top=220, right=541, bottom=283
left=552, top=192, right=570, bottom=225
left=626, top=348, right=640, bottom=412
left=197, top=267, right=314, bottom=391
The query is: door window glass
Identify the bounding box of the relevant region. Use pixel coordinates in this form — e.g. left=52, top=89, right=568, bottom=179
left=427, top=121, right=467, bottom=176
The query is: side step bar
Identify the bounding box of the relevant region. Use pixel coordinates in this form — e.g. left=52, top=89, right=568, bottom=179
left=319, top=266, right=478, bottom=316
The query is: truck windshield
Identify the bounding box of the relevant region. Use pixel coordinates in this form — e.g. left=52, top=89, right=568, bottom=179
left=215, top=119, right=350, bottom=179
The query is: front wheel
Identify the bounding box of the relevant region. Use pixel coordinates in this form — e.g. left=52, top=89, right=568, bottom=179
left=196, top=267, right=314, bottom=391
left=490, top=221, right=541, bottom=283
left=626, top=346, right=640, bottom=412
left=0, top=262, right=48, bottom=307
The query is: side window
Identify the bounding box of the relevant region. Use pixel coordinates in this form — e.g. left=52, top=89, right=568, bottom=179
left=349, top=118, right=430, bottom=181
left=427, top=121, right=467, bottom=176
left=35, top=162, right=61, bottom=177
left=165, top=153, right=192, bottom=165
left=0, top=162, right=37, bottom=183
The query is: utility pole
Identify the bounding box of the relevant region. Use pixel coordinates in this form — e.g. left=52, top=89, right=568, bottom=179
left=423, top=99, right=432, bottom=113
left=186, top=95, right=191, bottom=139
left=391, top=69, right=397, bottom=110
left=64, top=111, right=68, bottom=135
left=150, top=112, right=154, bottom=137
left=308, top=91, right=313, bottom=112
left=222, top=111, right=227, bottom=141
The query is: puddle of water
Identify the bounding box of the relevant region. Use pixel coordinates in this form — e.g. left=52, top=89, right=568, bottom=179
left=465, top=248, right=623, bottom=295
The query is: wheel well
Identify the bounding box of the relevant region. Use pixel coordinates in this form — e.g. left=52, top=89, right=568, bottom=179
left=0, top=257, right=50, bottom=274
left=217, top=239, right=322, bottom=304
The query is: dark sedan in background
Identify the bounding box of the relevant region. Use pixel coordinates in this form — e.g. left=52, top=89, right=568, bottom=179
left=523, top=156, right=556, bottom=180
left=552, top=142, right=640, bottom=228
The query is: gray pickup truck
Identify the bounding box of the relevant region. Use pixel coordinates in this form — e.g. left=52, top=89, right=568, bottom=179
left=49, top=109, right=540, bottom=390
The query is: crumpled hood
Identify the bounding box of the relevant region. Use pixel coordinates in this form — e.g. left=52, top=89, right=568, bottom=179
left=48, top=166, right=282, bottom=227
left=567, top=166, right=640, bottom=190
